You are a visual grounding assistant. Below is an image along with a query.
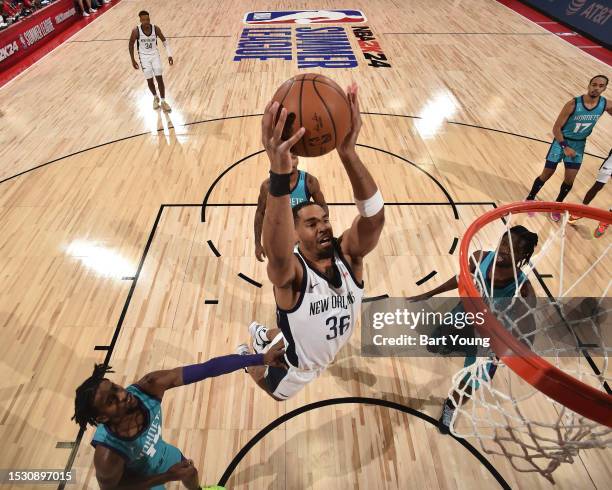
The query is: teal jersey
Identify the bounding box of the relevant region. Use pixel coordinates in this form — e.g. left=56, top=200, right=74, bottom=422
left=289, top=170, right=311, bottom=208
left=561, top=96, right=607, bottom=141
left=476, top=251, right=525, bottom=301
left=91, top=385, right=182, bottom=479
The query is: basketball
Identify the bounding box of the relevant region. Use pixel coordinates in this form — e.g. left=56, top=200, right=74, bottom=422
left=270, top=73, right=351, bottom=157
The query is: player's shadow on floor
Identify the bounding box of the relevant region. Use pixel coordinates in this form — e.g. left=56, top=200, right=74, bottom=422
left=228, top=410, right=396, bottom=489
left=328, top=348, right=452, bottom=413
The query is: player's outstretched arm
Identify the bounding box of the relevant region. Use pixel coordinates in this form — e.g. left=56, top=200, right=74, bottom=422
left=135, top=343, right=286, bottom=398
left=155, top=26, right=173, bottom=65
left=128, top=28, right=138, bottom=69
left=261, top=101, right=305, bottom=287
left=337, top=83, right=384, bottom=260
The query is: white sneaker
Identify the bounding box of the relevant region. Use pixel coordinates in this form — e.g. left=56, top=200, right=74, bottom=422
left=249, top=321, right=271, bottom=353
left=153, top=96, right=160, bottom=110
left=83, top=11, right=90, bottom=17
left=103, top=0, right=111, bottom=3
left=90, top=8, right=97, bottom=13
left=160, top=100, right=172, bottom=113
left=236, top=343, right=250, bottom=356
left=236, top=343, right=250, bottom=372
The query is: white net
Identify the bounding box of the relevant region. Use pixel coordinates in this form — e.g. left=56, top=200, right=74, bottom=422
left=449, top=206, right=612, bottom=483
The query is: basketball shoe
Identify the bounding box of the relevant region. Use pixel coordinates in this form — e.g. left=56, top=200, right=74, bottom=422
left=594, top=222, right=608, bottom=238
left=153, top=96, right=160, bottom=110
left=438, top=399, right=455, bottom=435
left=249, top=321, right=271, bottom=353
left=161, top=100, right=172, bottom=112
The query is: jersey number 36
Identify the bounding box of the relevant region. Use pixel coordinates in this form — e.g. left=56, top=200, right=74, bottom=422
left=326, top=315, right=350, bottom=340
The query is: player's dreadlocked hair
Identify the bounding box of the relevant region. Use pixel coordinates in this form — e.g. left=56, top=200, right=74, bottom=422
left=509, top=225, right=538, bottom=268
left=72, top=364, right=115, bottom=430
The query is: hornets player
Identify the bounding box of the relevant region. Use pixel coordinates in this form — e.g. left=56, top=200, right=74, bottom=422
left=73, top=345, right=285, bottom=489
left=239, top=84, right=385, bottom=400
left=129, top=10, right=174, bottom=112
left=254, top=151, right=327, bottom=262
left=526, top=75, right=611, bottom=222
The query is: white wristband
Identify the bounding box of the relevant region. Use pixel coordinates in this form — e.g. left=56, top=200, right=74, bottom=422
left=355, top=190, right=384, bottom=217
left=163, top=40, right=172, bottom=57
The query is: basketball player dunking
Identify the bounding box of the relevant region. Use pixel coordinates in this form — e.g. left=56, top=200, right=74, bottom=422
left=129, top=10, right=173, bottom=112
left=525, top=75, right=611, bottom=222
left=254, top=151, right=327, bottom=262
left=238, top=84, right=385, bottom=400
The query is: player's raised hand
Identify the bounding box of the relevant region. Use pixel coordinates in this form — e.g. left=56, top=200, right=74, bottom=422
left=262, top=341, right=287, bottom=368
left=261, top=101, right=305, bottom=174
left=338, top=82, right=362, bottom=157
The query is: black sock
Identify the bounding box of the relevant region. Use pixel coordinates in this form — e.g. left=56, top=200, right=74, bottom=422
left=555, top=182, right=573, bottom=202
left=526, top=177, right=545, bottom=200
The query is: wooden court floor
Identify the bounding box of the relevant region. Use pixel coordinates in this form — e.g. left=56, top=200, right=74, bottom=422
left=0, top=1, right=610, bottom=488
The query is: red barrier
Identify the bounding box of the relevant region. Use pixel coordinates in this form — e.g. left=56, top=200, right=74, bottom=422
left=0, top=0, right=78, bottom=71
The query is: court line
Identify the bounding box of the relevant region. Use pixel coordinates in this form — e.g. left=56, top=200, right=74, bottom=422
left=68, top=35, right=231, bottom=42
left=200, top=143, right=460, bottom=222
left=237, top=272, right=262, bottom=288
left=362, top=294, right=389, bottom=303
left=416, top=270, right=438, bottom=286
left=58, top=204, right=166, bottom=489
left=207, top=239, right=221, bottom=257
left=1, top=113, right=607, bottom=186
left=216, top=397, right=511, bottom=489
left=449, top=237, right=459, bottom=255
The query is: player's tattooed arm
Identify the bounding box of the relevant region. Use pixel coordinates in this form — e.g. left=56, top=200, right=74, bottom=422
left=308, top=175, right=328, bottom=214
left=261, top=101, right=305, bottom=288
left=254, top=180, right=269, bottom=262
left=128, top=28, right=138, bottom=69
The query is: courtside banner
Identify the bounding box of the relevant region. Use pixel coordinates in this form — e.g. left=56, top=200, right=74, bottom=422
left=0, top=0, right=78, bottom=71
left=519, top=0, right=612, bottom=48
left=244, top=10, right=367, bottom=24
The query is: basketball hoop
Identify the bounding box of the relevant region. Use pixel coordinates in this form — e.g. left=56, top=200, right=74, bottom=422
left=452, top=201, right=611, bottom=481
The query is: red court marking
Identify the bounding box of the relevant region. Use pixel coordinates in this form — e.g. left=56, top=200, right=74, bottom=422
left=0, top=0, right=123, bottom=88
left=496, top=0, right=611, bottom=66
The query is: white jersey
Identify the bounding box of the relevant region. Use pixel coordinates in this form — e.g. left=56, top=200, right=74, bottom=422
left=137, top=24, right=159, bottom=58
left=277, top=239, right=364, bottom=371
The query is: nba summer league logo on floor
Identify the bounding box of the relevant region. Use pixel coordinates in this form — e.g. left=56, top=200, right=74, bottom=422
left=234, top=10, right=391, bottom=69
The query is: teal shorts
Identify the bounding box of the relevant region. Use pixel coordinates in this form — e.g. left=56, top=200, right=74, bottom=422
left=545, top=139, right=586, bottom=169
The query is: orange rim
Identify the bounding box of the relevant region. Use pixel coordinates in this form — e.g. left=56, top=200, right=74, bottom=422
left=459, top=202, right=612, bottom=427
